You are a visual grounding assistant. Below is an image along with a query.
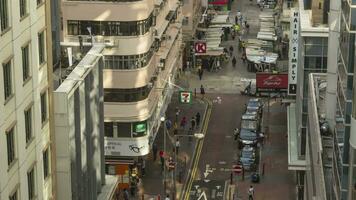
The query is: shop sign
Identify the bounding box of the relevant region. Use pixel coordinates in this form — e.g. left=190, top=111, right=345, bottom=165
left=288, top=10, right=300, bottom=95
left=134, top=122, right=146, bottom=133
left=104, top=136, right=150, bottom=157
left=179, top=91, right=192, bottom=103
left=195, top=41, right=207, bottom=53
left=256, top=73, right=288, bottom=89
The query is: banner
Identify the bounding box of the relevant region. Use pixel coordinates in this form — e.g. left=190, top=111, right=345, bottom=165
left=288, top=9, right=300, bottom=95
left=256, top=73, right=288, bottom=89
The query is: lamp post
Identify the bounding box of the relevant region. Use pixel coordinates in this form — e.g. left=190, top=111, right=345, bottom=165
left=160, top=117, right=167, bottom=196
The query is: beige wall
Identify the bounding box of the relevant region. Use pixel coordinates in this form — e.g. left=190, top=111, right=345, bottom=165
left=62, top=0, right=154, bottom=22
left=0, top=0, right=53, bottom=199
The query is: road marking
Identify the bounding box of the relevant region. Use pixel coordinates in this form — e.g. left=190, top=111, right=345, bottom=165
left=183, top=98, right=213, bottom=200
left=218, top=161, right=227, bottom=165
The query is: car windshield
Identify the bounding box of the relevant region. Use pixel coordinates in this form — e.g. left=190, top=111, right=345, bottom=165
left=247, top=101, right=259, bottom=108
left=241, top=119, right=257, bottom=130
left=241, top=150, right=253, bottom=158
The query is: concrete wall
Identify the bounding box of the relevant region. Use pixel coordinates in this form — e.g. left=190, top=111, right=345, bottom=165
left=0, top=0, right=53, bottom=199
left=54, top=45, right=105, bottom=200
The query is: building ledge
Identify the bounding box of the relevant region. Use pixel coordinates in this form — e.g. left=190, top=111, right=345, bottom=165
left=287, top=103, right=306, bottom=171
left=97, top=175, right=119, bottom=200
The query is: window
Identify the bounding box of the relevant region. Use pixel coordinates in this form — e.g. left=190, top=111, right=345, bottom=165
left=43, top=148, right=49, bottom=179
left=3, top=60, right=12, bottom=100
left=0, top=0, right=9, bottom=31
left=36, top=0, right=42, bottom=5
left=25, top=107, right=32, bottom=144
left=19, top=0, right=27, bottom=18
left=9, top=190, right=18, bottom=200
left=27, top=167, right=35, bottom=200
left=6, top=127, right=15, bottom=166
left=104, top=86, right=152, bottom=102
left=22, top=44, right=30, bottom=81
left=104, top=122, right=114, bottom=137
left=104, top=47, right=154, bottom=70
left=38, top=31, right=45, bottom=64
left=40, top=91, right=47, bottom=124
left=67, top=13, right=154, bottom=36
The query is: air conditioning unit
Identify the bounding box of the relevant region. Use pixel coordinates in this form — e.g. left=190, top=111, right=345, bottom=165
left=104, top=39, right=114, bottom=47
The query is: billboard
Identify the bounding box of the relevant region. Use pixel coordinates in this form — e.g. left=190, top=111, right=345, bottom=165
left=256, top=73, right=288, bottom=89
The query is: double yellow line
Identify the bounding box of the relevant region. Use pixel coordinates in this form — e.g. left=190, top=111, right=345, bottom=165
left=182, top=98, right=213, bottom=200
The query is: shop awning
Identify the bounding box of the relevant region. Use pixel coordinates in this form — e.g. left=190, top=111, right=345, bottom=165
left=208, top=0, right=228, bottom=5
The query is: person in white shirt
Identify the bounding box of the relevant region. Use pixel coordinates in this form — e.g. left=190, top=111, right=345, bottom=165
left=165, top=194, right=170, bottom=200
left=175, top=138, right=181, bottom=155
left=248, top=185, right=255, bottom=200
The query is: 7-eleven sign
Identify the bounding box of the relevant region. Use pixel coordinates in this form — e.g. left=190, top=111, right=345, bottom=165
left=179, top=91, right=192, bottom=104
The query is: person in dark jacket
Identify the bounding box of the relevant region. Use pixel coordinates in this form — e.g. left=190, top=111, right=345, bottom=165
left=232, top=57, right=237, bottom=67
left=200, top=85, right=205, bottom=98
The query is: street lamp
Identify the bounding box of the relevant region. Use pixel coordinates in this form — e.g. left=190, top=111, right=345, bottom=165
left=160, top=116, right=167, bottom=196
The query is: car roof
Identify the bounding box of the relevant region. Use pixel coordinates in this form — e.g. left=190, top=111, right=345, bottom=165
left=248, top=98, right=261, bottom=102
left=241, top=113, right=258, bottom=120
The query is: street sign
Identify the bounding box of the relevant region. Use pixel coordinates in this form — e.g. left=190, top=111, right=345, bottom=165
left=179, top=91, right=192, bottom=104
left=232, top=165, right=242, bottom=174
left=195, top=42, right=207, bottom=53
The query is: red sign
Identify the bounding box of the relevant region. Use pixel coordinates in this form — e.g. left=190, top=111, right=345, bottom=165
left=256, top=73, right=288, bottom=89
left=232, top=165, right=242, bottom=174
left=195, top=42, right=207, bottom=53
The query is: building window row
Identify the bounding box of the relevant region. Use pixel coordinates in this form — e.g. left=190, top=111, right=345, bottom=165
left=104, top=46, right=155, bottom=69
left=104, top=86, right=151, bottom=102
left=104, top=121, right=147, bottom=138
left=67, top=0, right=142, bottom=2
left=67, top=13, right=155, bottom=36
left=0, top=0, right=9, bottom=31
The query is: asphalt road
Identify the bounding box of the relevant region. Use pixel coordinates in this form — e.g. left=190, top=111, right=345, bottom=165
left=184, top=94, right=252, bottom=200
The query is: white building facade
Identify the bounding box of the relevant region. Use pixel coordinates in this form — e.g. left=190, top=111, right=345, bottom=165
left=61, top=0, right=183, bottom=188
left=0, top=0, right=54, bottom=199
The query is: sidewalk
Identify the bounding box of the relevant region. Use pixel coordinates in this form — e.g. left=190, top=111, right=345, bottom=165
left=138, top=92, right=207, bottom=199
left=229, top=100, right=296, bottom=200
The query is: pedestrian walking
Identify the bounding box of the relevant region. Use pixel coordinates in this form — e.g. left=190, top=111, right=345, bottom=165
left=195, top=112, right=201, bottom=127
left=152, top=143, right=158, bottom=161
left=248, top=185, right=255, bottom=200
left=229, top=45, right=234, bottom=56
left=166, top=119, right=172, bottom=130
left=141, top=159, right=146, bottom=176
left=175, top=107, right=180, bottom=121
left=180, top=116, right=187, bottom=129
left=198, top=68, right=204, bottom=80
left=191, top=117, right=196, bottom=130
left=173, top=122, right=178, bottom=135
left=175, top=138, right=180, bottom=155
left=165, top=194, right=170, bottom=200
left=232, top=56, right=237, bottom=67
left=233, top=128, right=239, bottom=141
left=200, top=85, right=205, bottom=98
left=123, top=189, right=129, bottom=200
left=159, top=150, right=165, bottom=170
left=241, top=52, right=247, bottom=63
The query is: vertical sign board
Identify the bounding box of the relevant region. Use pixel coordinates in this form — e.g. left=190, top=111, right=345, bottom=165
left=288, top=10, right=300, bottom=95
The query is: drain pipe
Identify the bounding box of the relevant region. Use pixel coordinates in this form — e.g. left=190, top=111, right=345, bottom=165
left=325, top=0, right=340, bottom=131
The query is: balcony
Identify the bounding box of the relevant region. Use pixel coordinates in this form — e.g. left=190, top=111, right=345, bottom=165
left=62, top=0, right=154, bottom=22
left=103, top=53, right=157, bottom=88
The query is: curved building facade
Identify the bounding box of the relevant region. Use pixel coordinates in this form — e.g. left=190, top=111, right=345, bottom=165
left=61, top=0, right=183, bottom=189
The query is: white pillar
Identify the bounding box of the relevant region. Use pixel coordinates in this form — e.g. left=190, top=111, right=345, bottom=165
left=326, top=0, right=340, bottom=130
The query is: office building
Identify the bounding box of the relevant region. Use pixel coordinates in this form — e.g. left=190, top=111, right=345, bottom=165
left=287, top=0, right=329, bottom=198
left=0, top=0, right=54, bottom=199
left=60, top=0, right=183, bottom=189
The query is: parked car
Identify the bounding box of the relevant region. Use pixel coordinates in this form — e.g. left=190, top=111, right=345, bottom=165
left=239, top=156, right=256, bottom=171
left=240, top=146, right=256, bottom=161
left=238, top=113, right=263, bottom=148
left=246, top=98, right=263, bottom=115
